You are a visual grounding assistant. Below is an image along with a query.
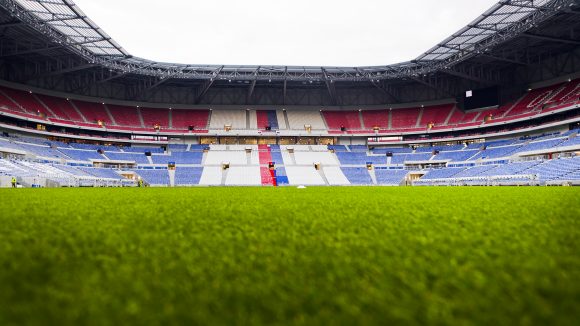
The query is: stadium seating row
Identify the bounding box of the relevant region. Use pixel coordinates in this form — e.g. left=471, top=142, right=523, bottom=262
left=1, top=77, right=578, bottom=133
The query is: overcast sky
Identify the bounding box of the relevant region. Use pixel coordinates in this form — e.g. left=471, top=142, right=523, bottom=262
left=73, top=0, right=498, bottom=67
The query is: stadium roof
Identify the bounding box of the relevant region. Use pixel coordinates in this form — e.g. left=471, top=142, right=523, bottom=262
left=2, top=0, right=575, bottom=82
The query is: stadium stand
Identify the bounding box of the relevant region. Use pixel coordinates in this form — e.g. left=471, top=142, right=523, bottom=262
left=225, top=166, right=261, bottom=186
left=375, top=169, right=407, bottom=185
left=419, top=104, right=455, bottom=127
left=171, top=109, right=210, bottom=130
left=0, top=87, right=51, bottom=117
left=341, top=167, right=373, bottom=185
left=72, top=100, right=111, bottom=124
left=322, top=166, right=350, bottom=185
left=35, top=94, right=84, bottom=122
left=286, top=110, right=326, bottom=130
left=361, top=110, right=389, bottom=130
left=134, top=169, right=169, bottom=186
left=285, top=166, right=326, bottom=185
left=199, top=167, right=223, bottom=185
left=140, top=107, right=170, bottom=128
left=322, top=111, right=362, bottom=130
left=174, top=167, right=203, bottom=186
left=1, top=127, right=580, bottom=187
left=106, top=105, right=141, bottom=127
left=390, top=107, right=421, bottom=130
left=256, top=110, right=279, bottom=130
left=104, top=152, right=150, bottom=164
left=209, top=110, right=246, bottom=129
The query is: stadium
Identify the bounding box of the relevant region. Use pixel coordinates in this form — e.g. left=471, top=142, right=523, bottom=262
left=0, top=0, right=579, bottom=324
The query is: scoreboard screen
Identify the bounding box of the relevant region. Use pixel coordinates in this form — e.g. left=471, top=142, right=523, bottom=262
left=458, top=86, right=499, bottom=110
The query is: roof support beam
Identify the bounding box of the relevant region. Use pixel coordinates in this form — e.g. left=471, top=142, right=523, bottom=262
left=523, top=32, right=580, bottom=45
left=370, top=80, right=400, bottom=103
left=283, top=67, right=288, bottom=105
left=97, top=63, right=155, bottom=83
left=481, top=53, right=528, bottom=66
left=246, top=67, right=260, bottom=104
left=439, top=68, right=495, bottom=85
left=410, top=76, right=454, bottom=98
left=195, top=66, right=223, bottom=104
left=321, top=68, right=338, bottom=105
left=25, top=62, right=98, bottom=81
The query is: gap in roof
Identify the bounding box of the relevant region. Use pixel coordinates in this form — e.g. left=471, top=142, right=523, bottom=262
left=73, top=0, right=498, bottom=67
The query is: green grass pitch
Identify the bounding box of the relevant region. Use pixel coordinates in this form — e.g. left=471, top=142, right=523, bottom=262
left=0, top=187, right=579, bottom=325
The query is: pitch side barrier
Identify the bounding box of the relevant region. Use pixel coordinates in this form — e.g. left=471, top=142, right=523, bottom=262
left=412, top=174, right=539, bottom=186
left=13, top=175, right=136, bottom=188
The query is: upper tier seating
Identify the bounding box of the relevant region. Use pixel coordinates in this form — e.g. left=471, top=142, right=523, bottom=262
left=171, top=109, right=210, bottom=130
left=506, top=83, right=563, bottom=117
left=0, top=88, right=21, bottom=112
left=72, top=100, right=112, bottom=124
left=390, top=107, right=421, bottom=129
left=140, top=107, right=169, bottom=128
left=286, top=110, right=326, bottom=130
left=361, top=110, right=389, bottom=129
left=446, top=109, right=481, bottom=126
left=0, top=87, right=50, bottom=117
left=106, top=104, right=141, bottom=127
left=1, top=77, right=579, bottom=136
left=419, top=104, right=454, bottom=127
left=256, top=110, right=280, bottom=130
left=209, top=110, right=246, bottom=129
left=35, top=94, right=83, bottom=121
left=322, top=111, right=362, bottom=130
